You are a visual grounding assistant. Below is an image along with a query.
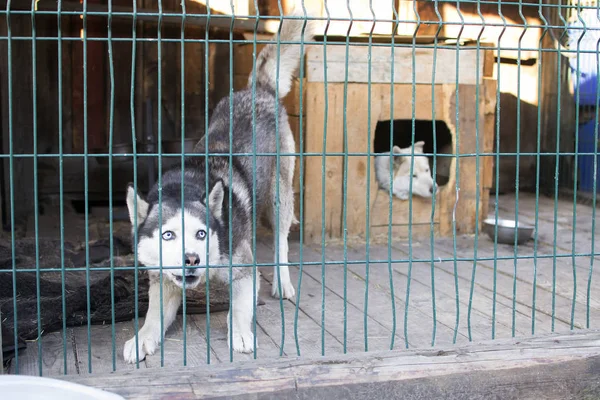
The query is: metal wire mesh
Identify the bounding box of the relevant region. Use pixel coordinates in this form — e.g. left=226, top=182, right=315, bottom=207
left=0, top=0, right=599, bottom=379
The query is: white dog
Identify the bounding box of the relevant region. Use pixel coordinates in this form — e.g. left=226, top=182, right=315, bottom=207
left=374, top=141, right=438, bottom=200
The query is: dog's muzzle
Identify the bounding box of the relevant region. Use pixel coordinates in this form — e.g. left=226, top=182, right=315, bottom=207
left=171, top=262, right=202, bottom=287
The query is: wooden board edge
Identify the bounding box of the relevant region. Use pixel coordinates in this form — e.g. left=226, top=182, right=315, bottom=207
left=59, top=330, right=600, bottom=399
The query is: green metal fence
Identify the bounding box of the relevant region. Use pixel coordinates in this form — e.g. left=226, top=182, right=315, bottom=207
left=1, top=0, right=599, bottom=378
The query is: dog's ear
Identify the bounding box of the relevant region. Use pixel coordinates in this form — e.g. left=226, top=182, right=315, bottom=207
left=206, top=180, right=224, bottom=220
left=126, top=183, right=149, bottom=227
left=413, top=141, right=425, bottom=153
left=392, top=145, right=403, bottom=154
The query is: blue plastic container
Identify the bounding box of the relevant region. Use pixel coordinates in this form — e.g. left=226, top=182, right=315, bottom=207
left=568, top=10, right=600, bottom=106
left=577, top=118, right=600, bottom=192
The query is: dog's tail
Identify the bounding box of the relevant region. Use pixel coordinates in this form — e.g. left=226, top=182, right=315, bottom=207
left=247, top=8, right=316, bottom=99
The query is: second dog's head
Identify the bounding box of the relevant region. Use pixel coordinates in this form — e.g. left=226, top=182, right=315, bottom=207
left=392, top=141, right=438, bottom=200
left=125, top=179, right=225, bottom=289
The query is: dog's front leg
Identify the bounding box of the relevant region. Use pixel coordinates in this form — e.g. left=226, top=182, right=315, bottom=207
left=123, top=276, right=182, bottom=363
left=227, top=274, right=258, bottom=354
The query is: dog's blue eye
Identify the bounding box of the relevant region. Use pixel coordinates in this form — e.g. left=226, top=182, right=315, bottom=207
left=196, top=230, right=206, bottom=240
left=162, top=231, right=175, bottom=240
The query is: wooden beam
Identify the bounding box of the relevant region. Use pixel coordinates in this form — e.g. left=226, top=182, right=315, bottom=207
left=34, top=1, right=277, bottom=34
left=60, top=330, right=600, bottom=399
left=306, top=45, right=485, bottom=85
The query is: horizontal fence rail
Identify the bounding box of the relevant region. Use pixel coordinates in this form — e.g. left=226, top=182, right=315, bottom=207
left=0, top=0, right=599, bottom=381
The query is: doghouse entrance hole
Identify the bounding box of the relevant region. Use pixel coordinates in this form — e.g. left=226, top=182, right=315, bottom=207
left=373, top=119, right=453, bottom=187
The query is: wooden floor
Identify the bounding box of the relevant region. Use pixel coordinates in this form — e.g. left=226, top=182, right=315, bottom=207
left=7, top=193, right=600, bottom=377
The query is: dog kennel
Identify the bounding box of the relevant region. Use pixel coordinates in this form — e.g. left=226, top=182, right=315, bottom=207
left=299, top=41, right=498, bottom=243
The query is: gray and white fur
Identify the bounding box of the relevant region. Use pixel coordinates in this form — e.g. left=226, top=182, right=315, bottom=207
left=374, top=141, right=438, bottom=200
left=123, top=11, right=315, bottom=363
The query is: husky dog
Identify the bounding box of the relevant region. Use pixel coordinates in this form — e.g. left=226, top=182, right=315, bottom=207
left=374, top=141, right=438, bottom=200
left=123, top=11, right=315, bottom=363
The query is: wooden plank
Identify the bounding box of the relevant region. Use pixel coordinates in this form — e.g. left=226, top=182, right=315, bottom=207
left=391, top=241, right=559, bottom=339
left=35, top=1, right=276, bottom=33
left=284, top=243, right=396, bottom=354
left=183, top=40, right=205, bottom=137
left=365, top=244, right=524, bottom=341
left=321, top=244, right=468, bottom=348
left=422, top=240, right=577, bottom=333
left=60, top=330, right=600, bottom=400
left=480, top=78, right=497, bottom=224
left=61, top=14, right=74, bottom=154
left=256, top=240, right=345, bottom=358
left=304, top=82, right=344, bottom=244
left=86, top=0, right=107, bottom=152
left=142, top=314, right=212, bottom=369
left=448, top=84, right=484, bottom=235
left=468, top=231, right=600, bottom=309
left=73, top=320, right=147, bottom=375
left=199, top=310, right=254, bottom=364
left=8, top=330, right=77, bottom=377
left=306, top=46, right=484, bottom=85
left=198, top=278, right=287, bottom=364
left=494, top=193, right=600, bottom=260
left=0, top=13, right=35, bottom=235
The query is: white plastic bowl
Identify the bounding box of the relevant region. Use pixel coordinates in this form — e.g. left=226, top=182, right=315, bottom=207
left=0, top=375, right=124, bottom=400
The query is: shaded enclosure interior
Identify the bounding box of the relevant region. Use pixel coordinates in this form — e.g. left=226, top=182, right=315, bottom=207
left=373, top=119, right=454, bottom=187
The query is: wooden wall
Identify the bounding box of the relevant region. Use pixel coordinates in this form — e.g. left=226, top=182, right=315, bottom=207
left=0, top=0, right=239, bottom=232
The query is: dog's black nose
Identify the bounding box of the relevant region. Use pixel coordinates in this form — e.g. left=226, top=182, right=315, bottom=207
left=429, top=187, right=434, bottom=194
left=185, top=252, right=200, bottom=266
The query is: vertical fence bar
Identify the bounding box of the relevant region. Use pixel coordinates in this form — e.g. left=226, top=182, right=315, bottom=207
left=130, top=0, right=142, bottom=369
left=341, top=0, right=353, bottom=354
left=179, top=0, right=188, bottom=367
left=586, top=3, right=600, bottom=329
left=467, top=0, right=485, bottom=343
left=250, top=0, right=260, bottom=359
left=552, top=1, right=568, bottom=333
left=320, top=3, right=330, bottom=357
left=387, top=1, right=397, bottom=351
left=106, top=0, right=117, bottom=371
left=511, top=2, right=528, bottom=339
left=203, top=2, right=211, bottom=366
left=492, top=2, right=507, bottom=340
left=404, top=0, right=421, bottom=350
left=6, top=0, right=20, bottom=372
left=363, top=0, right=375, bottom=353
left=30, top=0, right=43, bottom=376
left=274, top=0, right=286, bottom=357
left=56, top=0, right=69, bottom=376
left=157, top=0, right=165, bottom=368
left=532, top=0, right=548, bottom=336
left=451, top=2, right=465, bottom=345
left=293, top=2, right=309, bottom=357
left=227, top=0, right=235, bottom=363
left=81, top=0, right=93, bottom=373
left=570, top=4, right=585, bottom=330
left=429, top=1, right=444, bottom=348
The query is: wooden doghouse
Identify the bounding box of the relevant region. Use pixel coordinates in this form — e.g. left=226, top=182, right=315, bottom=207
left=302, top=42, right=498, bottom=244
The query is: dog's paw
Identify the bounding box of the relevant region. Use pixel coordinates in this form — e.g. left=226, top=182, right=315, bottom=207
left=229, top=329, right=255, bottom=353
left=123, top=330, right=159, bottom=364
left=271, top=281, right=296, bottom=300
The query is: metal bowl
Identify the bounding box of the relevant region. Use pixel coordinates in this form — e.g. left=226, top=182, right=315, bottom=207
left=0, top=375, right=124, bottom=400
left=483, top=217, right=534, bottom=245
